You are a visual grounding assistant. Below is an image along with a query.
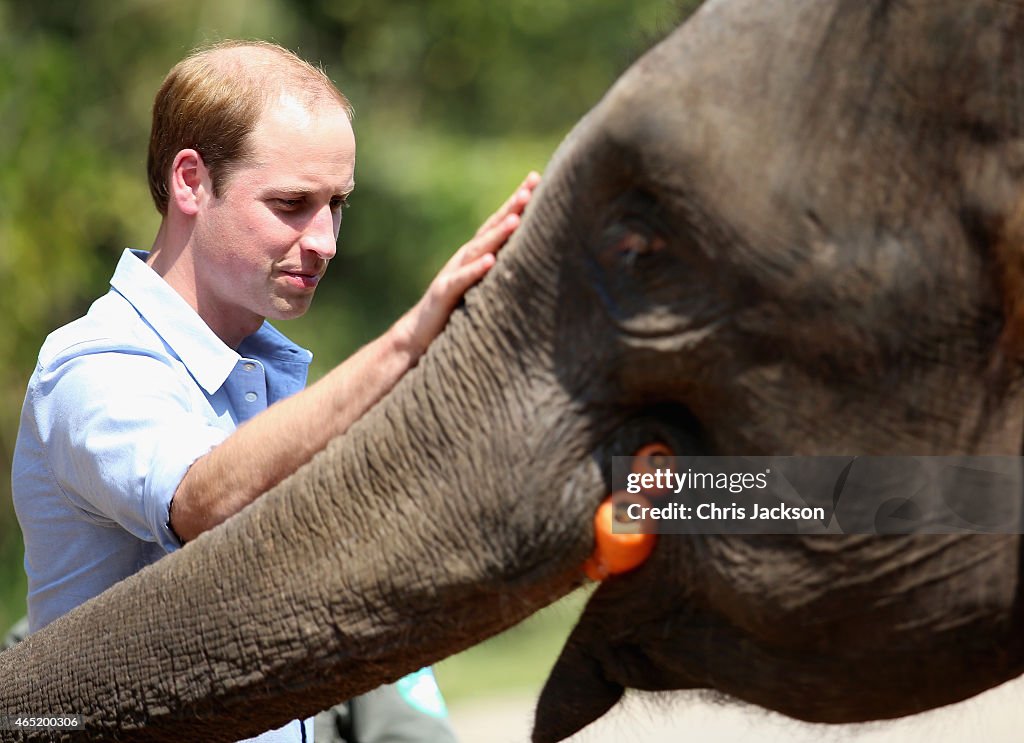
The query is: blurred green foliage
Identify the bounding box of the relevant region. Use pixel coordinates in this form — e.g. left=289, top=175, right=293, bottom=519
left=0, top=0, right=695, bottom=684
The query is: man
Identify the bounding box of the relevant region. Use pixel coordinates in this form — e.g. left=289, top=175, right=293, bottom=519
left=12, top=39, right=539, bottom=741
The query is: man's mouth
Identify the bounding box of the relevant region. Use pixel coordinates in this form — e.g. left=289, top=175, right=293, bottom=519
left=280, top=270, right=321, bottom=289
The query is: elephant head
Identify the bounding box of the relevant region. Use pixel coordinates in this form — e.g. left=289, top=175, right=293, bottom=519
left=3, top=0, right=1024, bottom=741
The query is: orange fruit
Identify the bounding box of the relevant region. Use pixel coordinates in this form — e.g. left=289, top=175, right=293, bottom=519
left=582, top=497, right=657, bottom=581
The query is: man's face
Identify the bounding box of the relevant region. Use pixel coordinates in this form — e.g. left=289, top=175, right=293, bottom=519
left=191, top=95, right=356, bottom=344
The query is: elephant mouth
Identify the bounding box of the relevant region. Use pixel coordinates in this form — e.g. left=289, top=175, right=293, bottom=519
left=523, top=404, right=710, bottom=743
left=596, top=403, right=709, bottom=479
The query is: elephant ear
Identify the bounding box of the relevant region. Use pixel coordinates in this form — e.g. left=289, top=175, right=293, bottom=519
left=531, top=603, right=625, bottom=743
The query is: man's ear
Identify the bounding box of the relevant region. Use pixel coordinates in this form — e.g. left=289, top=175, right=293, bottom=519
left=168, top=149, right=209, bottom=217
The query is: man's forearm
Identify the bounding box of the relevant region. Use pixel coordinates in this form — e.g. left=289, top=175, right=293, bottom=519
left=170, top=324, right=420, bottom=543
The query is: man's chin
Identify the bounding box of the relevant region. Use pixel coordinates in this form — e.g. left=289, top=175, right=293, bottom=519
left=267, top=296, right=315, bottom=322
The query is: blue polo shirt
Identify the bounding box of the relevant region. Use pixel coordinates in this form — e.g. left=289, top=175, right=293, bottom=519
left=12, top=249, right=313, bottom=741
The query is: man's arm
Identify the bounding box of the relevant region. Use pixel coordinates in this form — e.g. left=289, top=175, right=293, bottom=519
left=169, top=172, right=540, bottom=542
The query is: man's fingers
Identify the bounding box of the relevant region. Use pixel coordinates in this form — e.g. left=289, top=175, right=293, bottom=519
left=475, top=171, right=541, bottom=236
left=446, top=213, right=518, bottom=274
left=441, top=253, right=497, bottom=302
left=475, top=191, right=525, bottom=236
left=405, top=172, right=539, bottom=355
left=468, top=214, right=519, bottom=260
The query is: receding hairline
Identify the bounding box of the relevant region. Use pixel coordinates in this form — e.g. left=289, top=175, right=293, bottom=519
left=185, top=39, right=353, bottom=120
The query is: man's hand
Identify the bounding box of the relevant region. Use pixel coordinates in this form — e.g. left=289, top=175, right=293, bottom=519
left=393, top=171, right=542, bottom=361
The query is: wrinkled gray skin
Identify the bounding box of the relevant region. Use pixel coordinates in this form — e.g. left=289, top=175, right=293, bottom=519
left=3, top=0, right=1024, bottom=741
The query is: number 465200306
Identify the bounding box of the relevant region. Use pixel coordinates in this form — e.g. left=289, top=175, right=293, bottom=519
left=0, top=715, right=82, bottom=730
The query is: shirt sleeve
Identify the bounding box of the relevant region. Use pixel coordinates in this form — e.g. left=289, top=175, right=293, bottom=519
left=31, top=347, right=230, bottom=553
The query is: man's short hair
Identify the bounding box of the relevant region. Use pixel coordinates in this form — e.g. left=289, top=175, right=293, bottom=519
left=147, top=39, right=353, bottom=216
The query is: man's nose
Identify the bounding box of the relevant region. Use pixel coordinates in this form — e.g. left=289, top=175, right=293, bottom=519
left=300, top=204, right=338, bottom=260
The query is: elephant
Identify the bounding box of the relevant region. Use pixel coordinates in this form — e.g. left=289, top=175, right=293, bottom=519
left=3, top=0, right=1024, bottom=741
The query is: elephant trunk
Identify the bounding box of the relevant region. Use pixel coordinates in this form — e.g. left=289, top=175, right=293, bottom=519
left=0, top=158, right=601, bottom=741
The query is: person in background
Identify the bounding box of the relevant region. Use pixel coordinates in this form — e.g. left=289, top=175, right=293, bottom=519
left=11, top=38, right=539, bottom=742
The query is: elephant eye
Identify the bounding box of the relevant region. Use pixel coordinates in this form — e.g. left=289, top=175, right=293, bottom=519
left=600, top=222, right=667, bottom=268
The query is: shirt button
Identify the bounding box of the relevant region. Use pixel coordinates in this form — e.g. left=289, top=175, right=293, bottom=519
left=243, top=362, right=257, bottom=372
left=244, top=392, right=258, bottom=403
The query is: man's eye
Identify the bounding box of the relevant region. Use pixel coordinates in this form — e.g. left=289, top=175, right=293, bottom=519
left=330, top=197, right=349, bottom=212
left=275, top=198, right=302, bottom=210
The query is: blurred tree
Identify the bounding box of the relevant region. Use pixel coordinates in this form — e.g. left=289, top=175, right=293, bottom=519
left=0, top=0, right=693, bottom=632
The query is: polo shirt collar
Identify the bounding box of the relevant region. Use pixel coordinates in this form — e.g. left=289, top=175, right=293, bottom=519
left=108, top=249, right=249, bottom=395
